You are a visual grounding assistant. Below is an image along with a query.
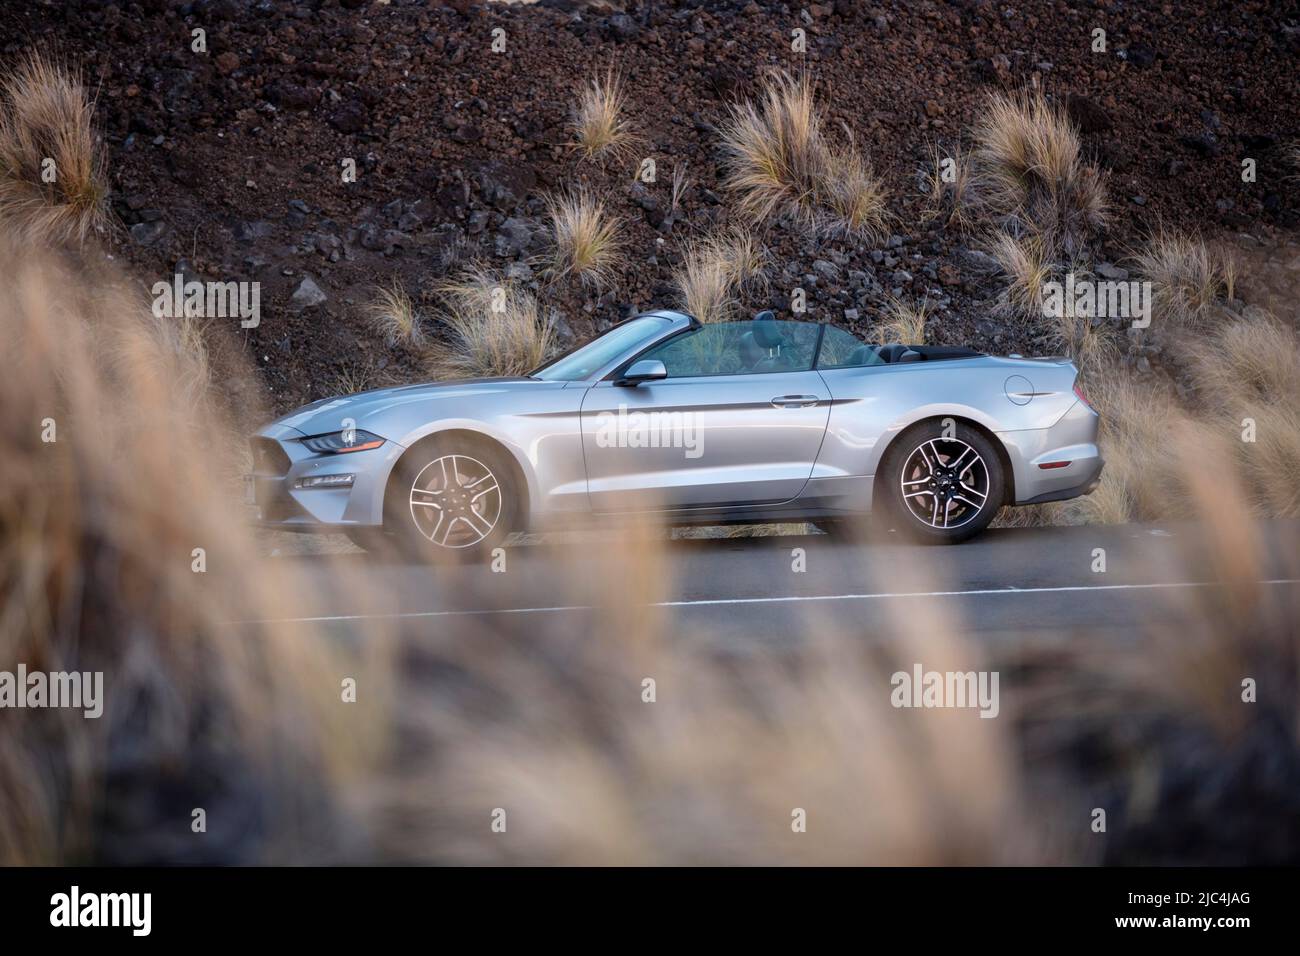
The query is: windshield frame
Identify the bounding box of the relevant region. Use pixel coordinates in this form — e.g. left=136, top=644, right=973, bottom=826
left=530, top=314, right=684, bottom=382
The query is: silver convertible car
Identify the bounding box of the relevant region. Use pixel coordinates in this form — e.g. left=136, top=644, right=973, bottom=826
left=249, top=310, right=1102, bottom=559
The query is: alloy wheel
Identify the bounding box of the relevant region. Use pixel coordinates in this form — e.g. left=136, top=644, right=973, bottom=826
left=408, top=454, right=502, bottom=548
left=899, top=437, right=990, bottom=530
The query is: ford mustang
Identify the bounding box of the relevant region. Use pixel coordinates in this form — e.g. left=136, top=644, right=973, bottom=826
left=248, top=310, right=1103, bottom=559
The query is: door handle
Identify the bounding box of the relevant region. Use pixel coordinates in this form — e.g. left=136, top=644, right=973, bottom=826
left=770, top=395, right=820, bottom=408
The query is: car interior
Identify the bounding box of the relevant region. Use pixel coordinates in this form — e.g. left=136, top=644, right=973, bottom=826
left=738, top=317, right=801, bottom=372
left=625, top=310, right=985, bottom=378
left=736, top=310, right=981, bottom=371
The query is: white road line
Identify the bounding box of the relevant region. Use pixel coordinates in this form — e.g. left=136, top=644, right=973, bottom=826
left=237, top=578, right=1300, bottom=625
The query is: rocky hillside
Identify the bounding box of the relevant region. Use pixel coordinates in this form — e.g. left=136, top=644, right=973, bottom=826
left=6, top=0, right=1298, bottom=415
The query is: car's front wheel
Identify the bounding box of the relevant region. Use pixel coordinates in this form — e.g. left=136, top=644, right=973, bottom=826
left=879, top=421, right=1005, bottom=544
left=386, top=437, right=517, bottom=562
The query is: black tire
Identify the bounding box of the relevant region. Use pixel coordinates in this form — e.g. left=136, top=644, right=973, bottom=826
left=813, top=512, right=892, bottom=543
left=344, top=528, right=397, bottom=555
left=878, top=420, right=1005, bottom=544
left=384, top=435, right=519, bottom=563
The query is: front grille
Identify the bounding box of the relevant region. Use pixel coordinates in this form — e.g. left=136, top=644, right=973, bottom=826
left=250, top=437, right=291, bottom=476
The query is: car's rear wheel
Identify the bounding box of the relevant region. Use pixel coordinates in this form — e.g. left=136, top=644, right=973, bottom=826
left=879, top=421, right=1004, bottom=544
left=386, top=437, right=517, bottom=562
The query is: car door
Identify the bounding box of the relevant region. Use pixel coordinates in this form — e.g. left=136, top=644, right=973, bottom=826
left=579, top=320, right=831, bottom=512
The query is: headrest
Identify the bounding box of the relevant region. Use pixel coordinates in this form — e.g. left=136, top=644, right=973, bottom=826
left=752, top=313, right=784, bottom=349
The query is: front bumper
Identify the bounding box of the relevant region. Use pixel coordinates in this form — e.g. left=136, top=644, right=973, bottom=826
left=247, top=427, right=403, bottom=531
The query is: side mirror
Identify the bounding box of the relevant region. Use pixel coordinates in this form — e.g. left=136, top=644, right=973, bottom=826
left=616, top=359, right=667, bottom=386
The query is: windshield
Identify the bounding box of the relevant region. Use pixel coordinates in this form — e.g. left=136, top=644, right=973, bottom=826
left=532, top=316, right=672, bottom=381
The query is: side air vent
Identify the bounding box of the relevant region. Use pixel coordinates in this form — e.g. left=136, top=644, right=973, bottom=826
left=249, top=437, right=291, bottom=476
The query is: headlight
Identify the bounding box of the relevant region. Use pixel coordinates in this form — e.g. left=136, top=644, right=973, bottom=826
left=300, top=429, right=385, bottom=454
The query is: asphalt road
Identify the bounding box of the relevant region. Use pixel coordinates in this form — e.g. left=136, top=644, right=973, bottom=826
left=254, top=520, right=1300, bottom=644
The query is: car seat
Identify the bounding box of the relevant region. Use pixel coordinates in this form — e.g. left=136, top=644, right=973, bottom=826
left=749, top=311, right=792, bottom=371
left=877, top=343, right=923, bottom=364
left=739, top=330, right=765, bottom=368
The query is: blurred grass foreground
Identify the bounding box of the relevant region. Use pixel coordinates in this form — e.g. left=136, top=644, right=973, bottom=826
left=2, top=234, right=1299, bottom=865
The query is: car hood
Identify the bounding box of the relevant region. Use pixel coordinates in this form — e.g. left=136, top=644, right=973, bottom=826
left=267, top=377, right=557, bottom=440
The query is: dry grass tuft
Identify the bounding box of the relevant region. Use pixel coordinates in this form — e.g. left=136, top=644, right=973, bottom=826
left=719, top=71, right=820, bottom=224
left=1043, top=264, right=1118, bottom=374
left=365, top=279, right=425, bottom=348
left=673, top=243, right=735, bottom=324
left=672, top=227, right=767, bottom=323
left=719, top=72, right=888, bottom=239
left=713, top=225, right=768, bottom=287
left=874, top=296, right=929, bottom=345
left=921, top=139, right=981, bottom=233
left=1059, top=314, right=1115, bottom=377
left=990, top=502, right=1064, bottom=529
left=1185, top=314, right=1300, bottom=516
left=1056, top=368, right=1189, bottom=525
left=374, top=534, right=1032, bottom=865
left=0, top=235, right=388, bottom=864
left=1188, top=313, right=1300, bottom=411
left=569, top=68, right=633, bottom=160
left=988, top=231, right=1053, bottom=318
left=1012, top=427, right=1300, bottom=866
left=1130, top=227, right=1231, bottom=327
left=1059, top=311, right=1300, bottom=525
left=972, top=89, right=1106, bottom=257
left=329, top=360, right=379, bottom=397
left=669, top=163, right=691, bottom=217
left=0, top=53, right=109, bottom=245
left=822, top=128, right=890, bottom=239
left=1234, top=401, right=1300, bottom=516
left=427, top=267, right=556, bottom=379
left=1220, top=249, right=1239, bottom=302
left=544, top=188, right=624, bottom=288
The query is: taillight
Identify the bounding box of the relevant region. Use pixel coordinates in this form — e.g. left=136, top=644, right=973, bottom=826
left=1073, top=379, right=1094, bottom=410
